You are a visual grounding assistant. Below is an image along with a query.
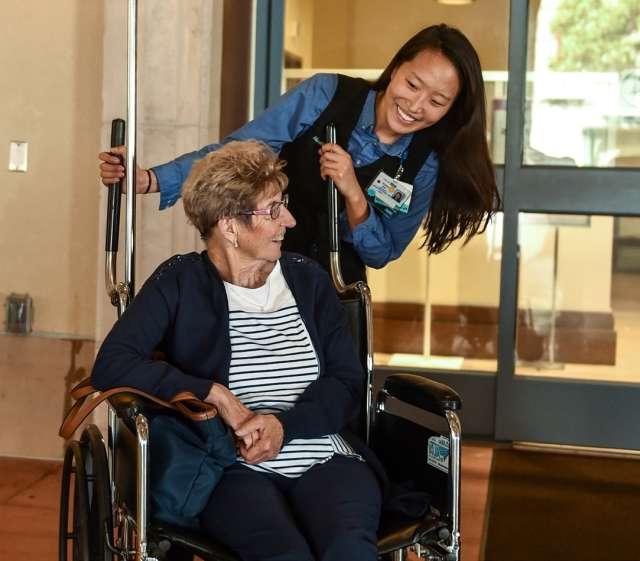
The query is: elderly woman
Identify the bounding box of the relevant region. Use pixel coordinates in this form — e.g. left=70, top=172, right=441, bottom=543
left=91, top=140, right=382, bottom=561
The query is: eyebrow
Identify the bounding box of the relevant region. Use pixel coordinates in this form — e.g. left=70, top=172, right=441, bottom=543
left=410, top=71, right=453, bottom=102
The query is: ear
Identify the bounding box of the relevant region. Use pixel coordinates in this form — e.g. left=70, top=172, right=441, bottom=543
left=218, top=216, right=239, bottom=244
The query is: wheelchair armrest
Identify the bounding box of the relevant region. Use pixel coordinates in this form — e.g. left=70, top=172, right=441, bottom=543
left=382, top=373, right=461, bottom=417
left=108, top=392, right=166, bottom=421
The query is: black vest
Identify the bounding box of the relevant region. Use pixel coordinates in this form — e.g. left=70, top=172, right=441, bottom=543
left=280, top=74, right=435, bottom=284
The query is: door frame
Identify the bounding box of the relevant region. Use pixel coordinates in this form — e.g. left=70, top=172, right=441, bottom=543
left=495, top=0, right=640, bottom=449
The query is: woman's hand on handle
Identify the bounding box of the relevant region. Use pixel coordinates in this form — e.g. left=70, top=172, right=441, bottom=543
left=98, top=145, right=158, bottom=194
left=319, top=143, right=360, bottom=199
left=319, top=143, right=369, bottom=229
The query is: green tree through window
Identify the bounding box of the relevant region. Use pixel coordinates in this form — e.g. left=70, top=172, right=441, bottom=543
left=550, top=0, right=640, bottom=72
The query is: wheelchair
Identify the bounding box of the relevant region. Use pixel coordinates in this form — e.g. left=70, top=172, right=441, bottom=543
left=59, top=120, right=462, bottom=561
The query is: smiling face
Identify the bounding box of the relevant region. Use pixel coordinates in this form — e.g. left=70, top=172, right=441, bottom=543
left=375, top=48, right=460, bottom=144
left=235, top=187, right=296, bottom=265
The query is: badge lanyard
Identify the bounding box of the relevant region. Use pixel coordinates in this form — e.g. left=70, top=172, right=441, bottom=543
left=394, top=150, right=408, bottom=180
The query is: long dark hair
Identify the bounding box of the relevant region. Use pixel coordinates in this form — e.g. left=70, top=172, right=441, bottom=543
left=372, top=24, right=500, bottom=254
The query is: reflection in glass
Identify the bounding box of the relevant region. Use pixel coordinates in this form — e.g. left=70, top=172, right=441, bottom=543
left=371, top=215, right=502, bottom=373
left=526, top=1, right=640, bottom=167
left=516, top=213, right=640, bottom=384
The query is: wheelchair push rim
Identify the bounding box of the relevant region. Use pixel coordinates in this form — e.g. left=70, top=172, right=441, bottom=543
left=59, top=425, right=114, bottom=561
left=59, top=441, right=90, bottom=561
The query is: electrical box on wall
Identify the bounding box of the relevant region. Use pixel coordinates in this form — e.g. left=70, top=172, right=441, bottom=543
left=8, top=141, right=28, bottom=172
left=5, top=293, right=33, bottom=334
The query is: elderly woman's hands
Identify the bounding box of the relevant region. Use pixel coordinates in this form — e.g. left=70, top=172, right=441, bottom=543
left=235, top=414, right=284, bottom=464
left=206, top=384, right=284, bottom=462
left=205, top=383, right=257, bottom=447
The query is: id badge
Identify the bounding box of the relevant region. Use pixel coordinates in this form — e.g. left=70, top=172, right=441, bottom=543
left=366, top=171, right=414, bottom=217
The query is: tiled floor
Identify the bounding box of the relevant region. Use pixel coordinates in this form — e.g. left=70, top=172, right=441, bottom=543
left=0, top=457, right=62, bottom=561
left=0, top=443, right=493, bottom=561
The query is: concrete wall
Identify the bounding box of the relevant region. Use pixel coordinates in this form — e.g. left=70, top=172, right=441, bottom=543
left=1, top=0, right=223, bottom=459
left=0, top=1, right=104, bottom=337
left=0, top=334, right=94, bottom=459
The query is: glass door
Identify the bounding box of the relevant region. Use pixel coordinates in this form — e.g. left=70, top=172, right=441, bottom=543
left=495, top=0, right=640, bottom=449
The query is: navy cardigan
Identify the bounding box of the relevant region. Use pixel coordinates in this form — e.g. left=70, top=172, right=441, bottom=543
left=92, top=251, right=367, bottom=448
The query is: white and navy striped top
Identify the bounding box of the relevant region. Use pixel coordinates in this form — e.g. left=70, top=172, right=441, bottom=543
left=224, top=261, right=360, bottom=478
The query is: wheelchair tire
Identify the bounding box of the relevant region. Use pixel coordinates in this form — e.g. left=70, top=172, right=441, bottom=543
left=81, top=425, right=114, bottom=561
left=59, top=441, right=91, bottom=561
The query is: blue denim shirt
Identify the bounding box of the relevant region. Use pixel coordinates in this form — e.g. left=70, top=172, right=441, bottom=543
left=153, top=74, right=439, bottom=268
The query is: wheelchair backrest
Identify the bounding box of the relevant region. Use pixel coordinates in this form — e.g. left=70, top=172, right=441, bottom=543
left=339, top=291, right=451, bottom=516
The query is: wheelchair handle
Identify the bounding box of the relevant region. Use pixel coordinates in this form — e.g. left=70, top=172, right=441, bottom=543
left=105, top=119, right=125, bottom=253
left=325, top=123, right=359, bottom=295
left=325, top=123, right=375, bottom=443
left=104, top=119, right=130, bottom=315
left=326, top=123, right=339, bottom=254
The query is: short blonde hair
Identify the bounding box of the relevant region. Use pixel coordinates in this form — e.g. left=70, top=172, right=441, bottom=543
left=182, top=140, right=288, bottom=239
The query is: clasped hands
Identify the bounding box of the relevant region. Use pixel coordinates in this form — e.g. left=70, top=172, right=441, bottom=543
left=206, top=383, right=284, bottom=464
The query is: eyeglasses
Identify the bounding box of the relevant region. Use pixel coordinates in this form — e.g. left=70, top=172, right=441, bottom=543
left=238, top=194, right=289, bottom=220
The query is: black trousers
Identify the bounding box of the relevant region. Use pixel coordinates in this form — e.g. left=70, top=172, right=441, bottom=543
left=198, top=455, right=382, bottom=561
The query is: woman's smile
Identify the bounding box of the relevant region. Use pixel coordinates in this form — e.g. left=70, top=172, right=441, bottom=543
left=395, top=103, right=420, bottom=124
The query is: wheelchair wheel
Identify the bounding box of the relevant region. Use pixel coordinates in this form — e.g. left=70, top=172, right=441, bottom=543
left=81, top=425, right=114, bottom=561
left=59, top=441, right=90, bottom=561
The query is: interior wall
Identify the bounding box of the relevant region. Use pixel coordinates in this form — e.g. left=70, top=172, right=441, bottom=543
left=310, top=0, right=353, bottom=68
left=0, top=0, right=103, bottom=459
left=368, top=230, right=428, bottom=303
left=312, top=0, right=509, bottom=70
left=0, top=1, right=104, bottom=337
left=284, top=0, right=315, bottom=67
left=0, top=0, right=224, bottom=459
left=427, top=217, right=614, bottom=313
left=521, top=216, right=613, bottom=313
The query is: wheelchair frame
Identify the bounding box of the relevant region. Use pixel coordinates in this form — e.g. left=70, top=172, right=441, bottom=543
left=59, top=4, right=462, bottom=560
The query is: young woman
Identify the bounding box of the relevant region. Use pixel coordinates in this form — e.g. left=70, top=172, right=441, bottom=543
left=99, top=24, right=499, bottom=283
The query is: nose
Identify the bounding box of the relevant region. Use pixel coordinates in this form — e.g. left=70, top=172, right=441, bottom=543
left=407, top=91, right=427, bottom=113
left=278, top=205, right=296, bottom=228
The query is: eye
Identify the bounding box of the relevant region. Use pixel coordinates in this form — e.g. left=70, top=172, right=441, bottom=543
left=406, top=79, right=418, bottom=90
left=431, top=100, right=445, bottom=108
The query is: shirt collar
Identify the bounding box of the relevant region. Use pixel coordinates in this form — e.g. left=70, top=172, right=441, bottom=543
left=356, top=90, right=413, bottom=157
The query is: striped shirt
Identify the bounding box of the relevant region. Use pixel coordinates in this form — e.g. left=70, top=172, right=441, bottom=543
left=224, top=262, right=360, bottom=477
